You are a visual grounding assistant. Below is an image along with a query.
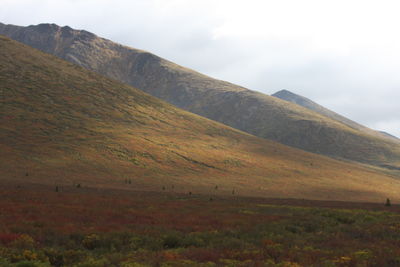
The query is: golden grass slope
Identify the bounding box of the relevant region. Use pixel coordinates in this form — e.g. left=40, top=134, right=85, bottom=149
left=1, top=23, right=399, bottom=169
left=1, top=35, right=400, bottom=202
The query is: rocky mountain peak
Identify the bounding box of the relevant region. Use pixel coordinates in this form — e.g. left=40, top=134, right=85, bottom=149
left=272, top=89, right=294, bottom=96
left=33, top=23, right=60, bottom=32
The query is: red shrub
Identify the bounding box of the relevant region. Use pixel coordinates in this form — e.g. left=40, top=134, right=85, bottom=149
left=163, top=251, right=181, bottom=261
left=182, top=248, right=222, bottom=262
left=0, top=233, right=21, bottom=245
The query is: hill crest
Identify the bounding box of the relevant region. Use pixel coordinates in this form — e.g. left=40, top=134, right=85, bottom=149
left=2, top=35, right=400, bottom=202
left=1, top=22, right=399, bottom=170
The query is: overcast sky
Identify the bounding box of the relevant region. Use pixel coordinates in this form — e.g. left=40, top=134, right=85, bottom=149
left=1, top=0, right=399, bottom=137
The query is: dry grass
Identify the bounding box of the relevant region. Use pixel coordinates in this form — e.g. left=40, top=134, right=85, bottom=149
left=1, top=35, right=400, bottom=203
left=1, top=23, right=400, bottom=169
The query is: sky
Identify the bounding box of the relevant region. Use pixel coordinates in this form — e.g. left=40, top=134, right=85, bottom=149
left=1, top=0, right=399, bottom=137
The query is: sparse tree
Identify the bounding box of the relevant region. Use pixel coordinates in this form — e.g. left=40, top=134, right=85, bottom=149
left=385, top=198, right=391, bottom=207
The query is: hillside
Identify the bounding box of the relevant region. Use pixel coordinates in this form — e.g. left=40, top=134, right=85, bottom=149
left=0, top=24, right=400, bottom=168
left=272, top=89, right=399, bottom=142
left=2, top=35, right=400, bottom=202
left=1, top=23, right=399, bottom=169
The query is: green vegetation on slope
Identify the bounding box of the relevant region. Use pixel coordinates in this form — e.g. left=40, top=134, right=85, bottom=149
left=1, top=35, right=400, bottom=202
left=1, top=23, right=399, bottom=169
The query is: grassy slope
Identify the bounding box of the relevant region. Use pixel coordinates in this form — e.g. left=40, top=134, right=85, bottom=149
left=1, top=35, right=400, bottom=202
left=1, top=23, right=399, bottom=169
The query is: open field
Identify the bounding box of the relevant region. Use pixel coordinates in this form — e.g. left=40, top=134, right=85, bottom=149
left=1, top=183, right=400, bottom=266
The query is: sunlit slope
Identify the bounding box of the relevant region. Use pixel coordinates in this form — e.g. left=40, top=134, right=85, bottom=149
left=1, top=23, right=399, bottom=169
left=1, top=35, right=400, bottom=202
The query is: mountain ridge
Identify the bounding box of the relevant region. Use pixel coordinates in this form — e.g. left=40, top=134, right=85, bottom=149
left=2, top=35, right=400, bottom=202
left=272, top=89, right=399, bottom=142
left=1, top=22, right=399, bottom=169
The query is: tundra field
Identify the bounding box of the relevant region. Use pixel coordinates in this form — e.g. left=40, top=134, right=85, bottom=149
left=1, top=182, right=400, bottom=267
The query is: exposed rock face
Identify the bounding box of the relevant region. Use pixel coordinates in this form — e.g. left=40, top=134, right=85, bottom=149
left=1, top=22, right=399, bottom=168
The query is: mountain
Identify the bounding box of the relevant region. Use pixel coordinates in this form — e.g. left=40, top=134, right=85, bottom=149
left=1, top=22, right=400, bottom=170
left=2, top=35, right=400, bottom=202
left=379, top=131, right=399, bottom=141
left=272, top=89, right=399, bottom=142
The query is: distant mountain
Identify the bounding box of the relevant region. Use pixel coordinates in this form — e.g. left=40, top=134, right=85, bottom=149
left=4, top=35, right=400, bottom=201
left=379, top=131, right=399, bottom=141
left=272, top=89, right=399, bottom=142
left=1, top=22, right=400, bottom=170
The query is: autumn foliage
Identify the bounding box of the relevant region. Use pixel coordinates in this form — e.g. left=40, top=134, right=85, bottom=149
left=1, top=183, right=400, bottom=266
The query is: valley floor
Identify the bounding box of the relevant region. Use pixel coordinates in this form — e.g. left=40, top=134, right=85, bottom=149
left=1, top=183, right=400, bottom=266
